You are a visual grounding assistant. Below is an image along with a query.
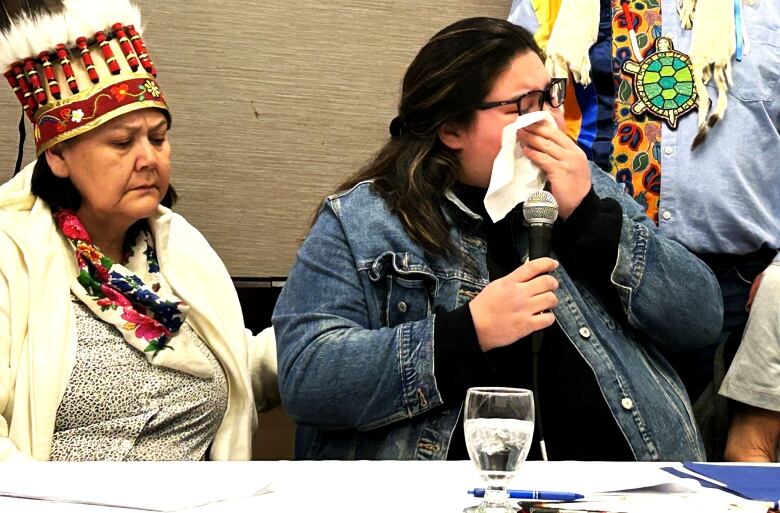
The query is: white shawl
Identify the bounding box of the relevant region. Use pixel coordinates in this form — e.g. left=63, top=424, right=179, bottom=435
left=0, top=162, right=279, bottom=461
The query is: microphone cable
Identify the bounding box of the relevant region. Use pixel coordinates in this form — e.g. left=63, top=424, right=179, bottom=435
left=532, top=330, right=548, bottom=461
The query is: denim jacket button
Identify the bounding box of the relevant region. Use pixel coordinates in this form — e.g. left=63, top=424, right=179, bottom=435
left=621, top=397, right=634, bottom=410
left=397, top=301, right=408, bottom=313
left=578, top=327, right=592, bottom=339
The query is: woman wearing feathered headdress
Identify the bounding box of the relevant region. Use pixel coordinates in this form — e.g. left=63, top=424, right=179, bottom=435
left=0, top=0, right=278, bottom=461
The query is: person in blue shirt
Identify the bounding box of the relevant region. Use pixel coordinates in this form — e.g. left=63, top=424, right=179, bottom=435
left=509, top=0, right=780, bottom=460
left=273, top=17, right=722, bottom=462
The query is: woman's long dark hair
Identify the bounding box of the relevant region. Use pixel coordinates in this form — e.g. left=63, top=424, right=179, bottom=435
left=336, top=17, right=542, bottom=257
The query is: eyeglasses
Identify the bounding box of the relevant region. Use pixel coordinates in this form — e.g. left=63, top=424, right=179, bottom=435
left=476, top=78, right=567, bottom=115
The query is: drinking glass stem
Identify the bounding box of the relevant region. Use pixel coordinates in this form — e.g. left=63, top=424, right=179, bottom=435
left=482, top=483, right=508, bottom=508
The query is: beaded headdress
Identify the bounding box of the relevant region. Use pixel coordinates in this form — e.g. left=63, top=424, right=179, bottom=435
left=0, top=0, right=168, bottom=159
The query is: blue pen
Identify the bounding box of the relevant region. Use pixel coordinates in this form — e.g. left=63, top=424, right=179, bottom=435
left=468, top=489, right=584, bottom=501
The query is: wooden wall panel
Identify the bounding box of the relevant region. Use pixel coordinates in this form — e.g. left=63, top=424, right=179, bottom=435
left=0, top=1, right=510, bottom=278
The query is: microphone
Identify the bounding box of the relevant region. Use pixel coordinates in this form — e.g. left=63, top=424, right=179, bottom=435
left=521, top=190, right=558, bottom=462
left=522, top=190, right=558, bottom=260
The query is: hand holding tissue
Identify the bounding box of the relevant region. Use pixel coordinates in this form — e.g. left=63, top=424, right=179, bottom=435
left=484, top=111, right=556, bottom=223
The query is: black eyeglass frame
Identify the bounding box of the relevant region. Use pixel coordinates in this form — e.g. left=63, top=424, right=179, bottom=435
left=475, top=77, right=568, bottom=115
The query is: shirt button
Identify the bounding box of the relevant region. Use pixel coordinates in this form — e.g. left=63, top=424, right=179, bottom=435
left=397, top=301, right=408, bottom=313
left=578, top=327, right=591, bottom=339
left=662, top=210, right=672, bottom=220
left=621, top=397, right=634, bottom=410
left=121, top=440, right=133, bottom=451
left=664, top=146, right=673, bottom=155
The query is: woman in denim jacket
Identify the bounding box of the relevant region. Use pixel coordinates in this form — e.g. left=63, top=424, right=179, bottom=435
left=273, top=17, right=722, bottom=461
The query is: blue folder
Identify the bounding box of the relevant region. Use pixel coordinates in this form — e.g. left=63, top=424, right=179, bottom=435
left=662, top=462, right=780, bottom=503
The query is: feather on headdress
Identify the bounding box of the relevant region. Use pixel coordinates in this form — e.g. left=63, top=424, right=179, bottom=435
left=0, top=0, right=165, bottom=155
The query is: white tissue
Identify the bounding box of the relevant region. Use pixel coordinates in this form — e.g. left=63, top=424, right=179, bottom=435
left=484, top=110, right=555, bottom=223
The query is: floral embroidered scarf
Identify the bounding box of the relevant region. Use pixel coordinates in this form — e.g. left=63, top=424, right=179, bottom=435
left=55, top=209, right=213, bottom=378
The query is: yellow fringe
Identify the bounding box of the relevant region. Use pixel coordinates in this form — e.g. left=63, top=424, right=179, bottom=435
left=544, top=0, right=599, bottom=85
left=530, top=0, right=563, bottom=50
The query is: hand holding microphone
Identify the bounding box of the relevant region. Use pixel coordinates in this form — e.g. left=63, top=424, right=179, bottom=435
left=469, top=191, right=561, bottom=352
left=469, top=257, right=559, bottom=352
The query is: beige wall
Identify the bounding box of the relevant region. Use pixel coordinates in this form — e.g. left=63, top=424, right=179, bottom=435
left=1, top=1, right=510, bottom=278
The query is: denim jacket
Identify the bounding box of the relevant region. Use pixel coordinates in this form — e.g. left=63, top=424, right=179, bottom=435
left=273, top=164, right=723, bottom=461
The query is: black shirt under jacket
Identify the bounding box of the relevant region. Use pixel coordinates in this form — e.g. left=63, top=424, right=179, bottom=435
left=435, top=183, right=634, bottom=461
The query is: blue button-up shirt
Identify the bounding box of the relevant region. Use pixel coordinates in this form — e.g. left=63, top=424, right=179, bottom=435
left=658, top=0, right=780, bottom=261
left=510, top=0, right=780, bottom=262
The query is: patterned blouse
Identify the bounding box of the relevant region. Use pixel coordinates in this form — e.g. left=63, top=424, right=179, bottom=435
left=49, top=298, right=228, bottom=461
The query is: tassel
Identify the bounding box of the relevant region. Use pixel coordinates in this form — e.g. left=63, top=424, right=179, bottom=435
left=4, top=68, right=29, bottom=112
left=38, top=50, right=60, bottom=99
left=23, top=57, right=47, bottom=105
left=112, top=23, right=139, bottom=71
left=76, top=36, right=99, bottom=83
left=56, top=43, right=79, bottom=93
left=95, top=30, right=120, bottom=75
left=544, top=0, right=599, bottom=85
left=126, top=25, right=156, bottom=76
left=12, top=62, right=38, bottom=118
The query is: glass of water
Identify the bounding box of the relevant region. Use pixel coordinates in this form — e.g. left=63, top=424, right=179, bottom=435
left=463, top=387, right=535, bottom=513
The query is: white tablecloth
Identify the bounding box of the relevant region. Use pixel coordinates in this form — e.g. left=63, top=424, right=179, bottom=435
left=0, top=460, right=775, bottom=512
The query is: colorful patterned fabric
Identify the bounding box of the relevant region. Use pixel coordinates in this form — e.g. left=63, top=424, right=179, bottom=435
left=513, top=0, right=613, bottom=169
left=609, top=0, right=663, bottom=223
left=54, top=210, right=212, bottom=378
left=34, top=74, right=167, bottom=155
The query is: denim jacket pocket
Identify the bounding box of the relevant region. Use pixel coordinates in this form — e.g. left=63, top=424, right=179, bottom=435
left=366, top=251, right=438, bottom=327
left=386, top=276, right=432, bottom=326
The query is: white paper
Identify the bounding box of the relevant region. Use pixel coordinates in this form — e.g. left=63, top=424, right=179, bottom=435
left=548, top=488, right=770, bottom=513
left=0, top=462, right=273, bottom=512
left=484, top=110, right=555, bottom=223
left=509, top=461, right=687, bottom=494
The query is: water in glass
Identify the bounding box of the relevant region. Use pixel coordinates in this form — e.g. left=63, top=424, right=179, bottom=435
left=464, top=418, right=534, bottom=480
left=463, top=387, right=534, bottom=513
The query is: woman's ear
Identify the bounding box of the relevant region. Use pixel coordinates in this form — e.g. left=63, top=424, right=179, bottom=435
left=437, top=122, right=466, bottom=151
left=45, top=144, right=69, bottom=178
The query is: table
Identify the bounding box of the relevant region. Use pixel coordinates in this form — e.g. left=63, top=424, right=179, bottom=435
left=0, top=460, right=775, bottom=512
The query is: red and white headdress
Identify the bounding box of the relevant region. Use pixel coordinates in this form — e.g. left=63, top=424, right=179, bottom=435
left=0, top=0, right=169, bottom=156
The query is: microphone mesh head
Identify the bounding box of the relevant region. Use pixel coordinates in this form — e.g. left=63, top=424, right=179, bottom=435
left=522, top=190, right=559, bottom=226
